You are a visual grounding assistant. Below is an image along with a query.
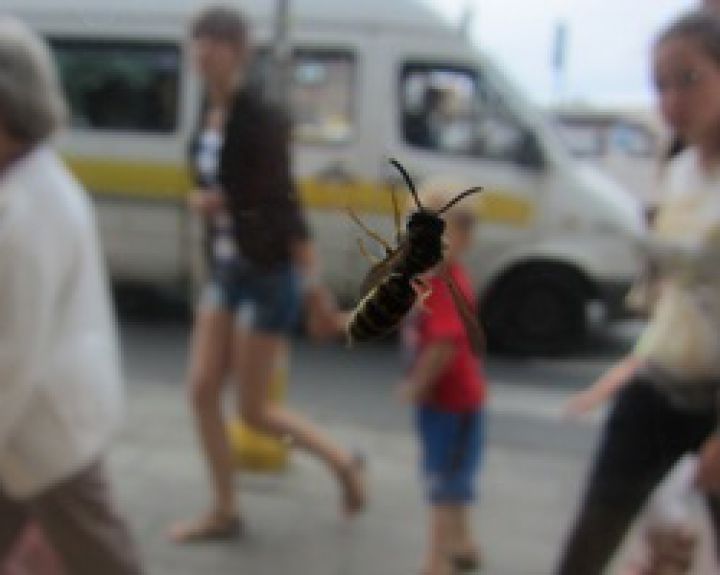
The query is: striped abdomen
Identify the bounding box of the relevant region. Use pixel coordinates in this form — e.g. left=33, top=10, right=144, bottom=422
left=348, top=273, right=415, bottom=343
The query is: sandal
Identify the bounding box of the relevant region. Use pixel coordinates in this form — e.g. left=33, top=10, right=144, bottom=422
left=451, top=549, right=482, bottom=572
left=339, top=451, right=368, bottom=517
left=169, top=510, right=244, bottom=544
left=419, top=563, right=454, bottom=575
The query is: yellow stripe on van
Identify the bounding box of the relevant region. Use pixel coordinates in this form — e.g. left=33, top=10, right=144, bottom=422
left=476, top=192, right=534, bottom=226
left=63, top=157, right=534, bottom=226
left=298, top=180, right=534, bottom=226
left=298, top=180, right=397, bottom=214
left=65, top=157, right=192, bottom=200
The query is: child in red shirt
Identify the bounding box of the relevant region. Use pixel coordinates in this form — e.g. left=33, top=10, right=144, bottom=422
left=399, top=182, right=487, bottom=575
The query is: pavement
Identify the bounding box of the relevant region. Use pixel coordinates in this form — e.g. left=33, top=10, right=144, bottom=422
left=103, top=307, right=656, bottom=574
left=109, top=355, right=601, bottom=575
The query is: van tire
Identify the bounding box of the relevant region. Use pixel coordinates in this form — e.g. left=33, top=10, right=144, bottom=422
left=481, top=264, right=589, bottom=355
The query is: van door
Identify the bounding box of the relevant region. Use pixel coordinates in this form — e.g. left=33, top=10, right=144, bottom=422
left=282, top=41, right=377, bottom=300
left=377, top=54, right=548, bottom=292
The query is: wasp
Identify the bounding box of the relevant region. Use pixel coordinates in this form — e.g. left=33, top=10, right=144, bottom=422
left=346, top=159, right=485, bottom=355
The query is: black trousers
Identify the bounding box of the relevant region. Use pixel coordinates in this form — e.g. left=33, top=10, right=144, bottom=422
left=556, top=377, right=720, bottom=575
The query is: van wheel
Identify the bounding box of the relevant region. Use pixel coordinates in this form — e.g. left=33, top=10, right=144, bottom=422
left=481, top=265, right=588, bottom=355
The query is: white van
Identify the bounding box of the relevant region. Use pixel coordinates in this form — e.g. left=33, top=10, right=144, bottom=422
left=5, top=0, right=644, bottom=353
left=551, top=105, right=666, bottom=208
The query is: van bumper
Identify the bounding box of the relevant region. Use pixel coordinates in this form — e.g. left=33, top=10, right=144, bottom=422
left=596, top=280, right=634, bottom=320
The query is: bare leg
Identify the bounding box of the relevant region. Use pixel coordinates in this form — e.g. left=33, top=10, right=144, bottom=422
left=449, top=505, right=481, bottom=569
left=422, top=505, right=453, bottom=575
left=234, top=329, right=366, bottom=515
left=170, top=308, right=240, bottom=542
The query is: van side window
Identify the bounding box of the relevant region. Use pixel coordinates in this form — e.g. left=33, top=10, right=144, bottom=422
left=401, top=64, right=525, bottom=161
left=249, top=49, right=355, bottom=144
left=49, top=39, right=180, bottom=133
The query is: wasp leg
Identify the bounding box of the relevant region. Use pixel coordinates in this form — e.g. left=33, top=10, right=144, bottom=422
left=347, top=207, right=394, bottom=252
left=357, top=238, right=380, bottom=264
left=389, top=183, right=403, bottom=246
left=411, top=277, right=433, bottom=311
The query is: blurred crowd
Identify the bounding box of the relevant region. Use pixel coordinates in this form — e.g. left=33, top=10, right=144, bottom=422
left=3, top=2, right=720, bottom=575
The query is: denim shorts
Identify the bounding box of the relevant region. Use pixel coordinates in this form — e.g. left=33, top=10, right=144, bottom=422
left=415, top=406, right=484, bottom=504
left=200, top=262, right=301, bottom=334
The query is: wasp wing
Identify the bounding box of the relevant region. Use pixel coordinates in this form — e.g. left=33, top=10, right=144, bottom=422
left=441, top=271, right=485, bottom=357
left=359, top=242, right=408, bottom=295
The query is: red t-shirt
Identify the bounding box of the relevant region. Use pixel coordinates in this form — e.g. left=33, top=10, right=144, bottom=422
left=403, top=263, right=487, bottom=412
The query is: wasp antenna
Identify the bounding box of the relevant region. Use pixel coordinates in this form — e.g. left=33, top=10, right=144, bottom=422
left=437, top=186, right=484, bottom=215
left=389, top=158, right=423, bottom=210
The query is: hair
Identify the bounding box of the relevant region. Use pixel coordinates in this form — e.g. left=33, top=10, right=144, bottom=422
left=0, top=17, right=67, bottom=143
left=664, top=134, right=686, bottom=163
left=656, top=10, right=720, bottom=163
left=191, top=4, right=249, bottom=49
left=656, top=9, right=720, bottom=64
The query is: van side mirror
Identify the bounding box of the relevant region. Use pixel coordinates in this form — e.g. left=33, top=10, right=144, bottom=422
left=515, top=131, right=545, bottom=170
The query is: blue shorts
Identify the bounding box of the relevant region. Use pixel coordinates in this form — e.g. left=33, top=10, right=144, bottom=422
left=200, top=262, right=301, bottom=334
left=415, top=406, right=484, bottom=504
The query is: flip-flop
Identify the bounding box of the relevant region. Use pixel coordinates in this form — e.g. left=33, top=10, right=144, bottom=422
left=451, top=551, right=482, bottom=572
left=169, top=512, right=244, bottom=544
left=419, top=565, right=453, bottom=575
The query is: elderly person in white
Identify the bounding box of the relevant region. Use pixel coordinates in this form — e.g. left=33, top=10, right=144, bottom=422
left=0, top=18, right=142, bottom=575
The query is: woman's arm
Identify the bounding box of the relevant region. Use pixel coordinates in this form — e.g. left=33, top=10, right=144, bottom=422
left=642, top=223, right=720, bottom=277
left=292, top=239, right=346, bottom=340
left=565, top=354, right=643, bottom=416
left=643, top=237, right=700, bottom=271
left=292, top=238, right=319, bottom=283
left=221, top=92, right=312, bottom=265
left=187, top=188, right=225, bottom=216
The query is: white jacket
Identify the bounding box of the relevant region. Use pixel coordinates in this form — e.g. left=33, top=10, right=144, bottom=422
left=0, top=145, right=123, bottom=499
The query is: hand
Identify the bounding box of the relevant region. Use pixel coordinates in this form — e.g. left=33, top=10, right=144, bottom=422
left=188, top=189, right=224, bottom=215
left=330, top=310, right=352, bottom=338
left=563, top=391, right=599, bottom=419
left=396, top=379, right=426, bottom=405
left=696, top=435, right=720, bottom=494
left=305, top=285, right=346, bottom=341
